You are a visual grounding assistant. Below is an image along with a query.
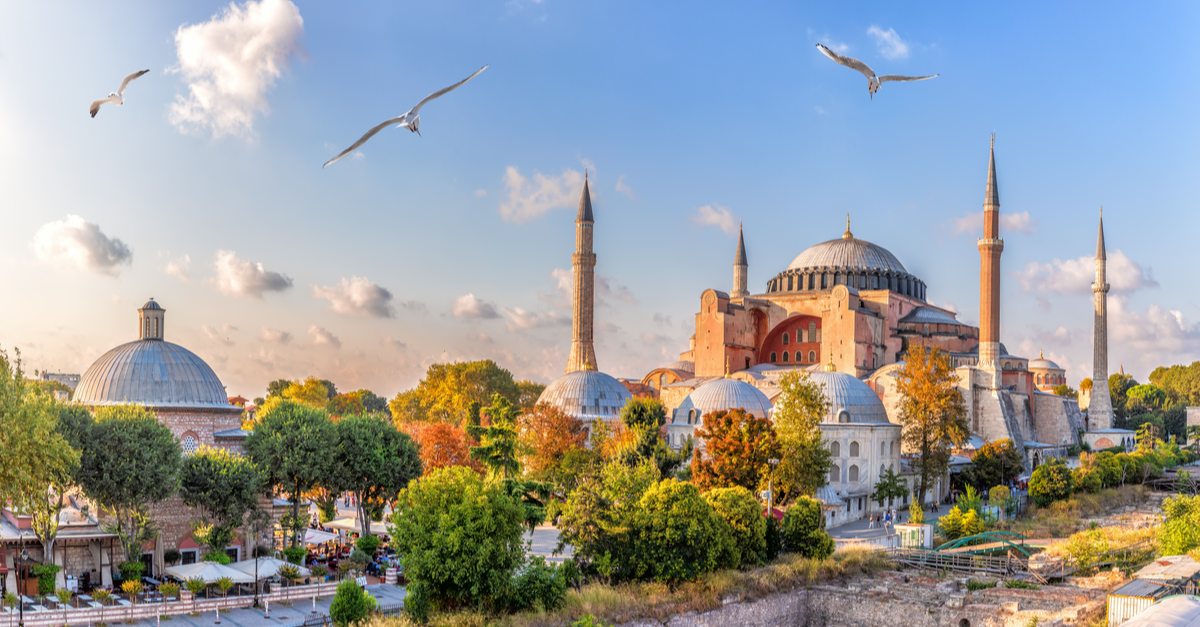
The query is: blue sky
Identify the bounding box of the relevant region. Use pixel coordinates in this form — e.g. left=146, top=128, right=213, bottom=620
left=2, top=0, right=1197, bottom=399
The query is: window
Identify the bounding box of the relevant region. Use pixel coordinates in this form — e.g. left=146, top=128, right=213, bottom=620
left=872, top=355, right=878, bottom=368
left=782, top=351, right=789, bottom=362
left=830, top=465, right=840, bottom=483
left=181, top=549, right=199, bottom=565
left=849, top=465, right=859, bottom=482
left=809, top=350, right=816, bottom=362
left=225, top=546, right=240, bottom=562
left=745, top=357, right=751, bottom=369
left=182, top=435, right=198, bottom=455
left=830, top=441, right=840, bottom=457
left=782, top=332, right=789, bottom=345
left=849, top=441, right=859, bottom=457
left=880, top=464, right=885, bottom=477
left=153, top=318, right=159, bottom=337
left=890, top=441, right=895, bottom=456
left=770, top=352, right=777, bottom=363
left=880, top=442, right=885, bottom=456
left=688, top=409, right=699, bottom=425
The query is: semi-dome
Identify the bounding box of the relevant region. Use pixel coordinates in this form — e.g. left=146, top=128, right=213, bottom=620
left=673, top=377, right=773, bottom=424
left=806, top=370, right=890, bottom=424
left=764, top=222, right=927, bottom=301
left=537, top=368, right=632, bottom=422
left=664, top=360, right=695, bottom=374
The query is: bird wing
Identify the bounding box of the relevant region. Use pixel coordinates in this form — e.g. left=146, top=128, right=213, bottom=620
left=816, top=44, right=875, bottom=78
left=322, top=115, right=409, bottom=168
left=879, top=74, right=939, bottom=83
left=89, top=97, right=115, bottom=118
left=409, top=64, right=489, bottom=115
left=117, top=69, right=150, bottom=96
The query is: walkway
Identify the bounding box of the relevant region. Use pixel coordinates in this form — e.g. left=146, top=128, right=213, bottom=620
left=114, top=584, right=406, bottom=627
left=829, top=504, right=954, bottom=541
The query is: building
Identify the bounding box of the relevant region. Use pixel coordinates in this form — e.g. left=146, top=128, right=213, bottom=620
left=665, top=376, right=772, bottom=451
left=1028, top=351, right=1068, bottom=393
left=1117, top=595, right=1200, bottom=627
left=39, top=371, right=81, bottom=391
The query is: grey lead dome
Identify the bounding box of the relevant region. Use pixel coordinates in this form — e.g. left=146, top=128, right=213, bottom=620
left=536, top=369, right=632, bottom=422
left=75, top=340, right=229, bottom=408
left=787, top=236, right=908, bottom=274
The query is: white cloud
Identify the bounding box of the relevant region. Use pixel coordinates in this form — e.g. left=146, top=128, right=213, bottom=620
left=951, top=211, right=1038, bottom=235
left=260, top=327, right=292, bottom=344
left=467, top=331, right=493, bottom=344
left=615, top=175, right=635, bottom=200
left=308, top=325, right=341, bottom=348
left=1109, top=295, right=1200, bottom=373
left=867, top=26, right=909, bottom=60
left=499, top=164, right=588, bottom=223
left=383, top=337, right=406, bottom=350
left=32, top=215, right=132, bottom=276
left=549, top=267, right=635, bottom=307
left=502, top=306, right=569, bottom=333
left=451, top=293, right=500, bottom=320
left=691, top=204, right=738, bottom=236
left=312, top=276, right=395, bottom=318
left=1014, top=250, right=1157, bottom=295
left=937, top=301, right=959, bottom=314
left=813, top=106, right=827, bottom=115
left=202, top=324, right=234, bottom=346
left=475, top=189, right=487, bottom=198
left=222, top=323, right=239, bottom=333
left=164, top=253, right=191, bottom=281
left=210, top=250, right=293, bottom=298
left=170, top=0, right=305, bottom=138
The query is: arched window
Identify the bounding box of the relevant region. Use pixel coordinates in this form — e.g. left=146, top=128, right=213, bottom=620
left=830, top=441, right=840, bottom=457
left=153, top=317, right=159, bottom=337
left=838, top=411, right=851, bottom=424
left=770, top=352, right=777, bottom=363
left=181, top=434, right=199, bottom=455
left=688, top=409, right=699, bottom=425
left=782, top=351, right=789, bottom=362
left=880, top=441, right=885, bottom=456
left=782, top=332, right=789, bottom=345
left=849, top=465, right=859, bottom=482
left=890, top=441, right=895, bottom=456
left=880, top=464, right=885, bottom=476
left=830, top=465, right=840, bottom=484
left=809, top=350, right=816, bottom=363
left=850, top=441, right=860, bottom=457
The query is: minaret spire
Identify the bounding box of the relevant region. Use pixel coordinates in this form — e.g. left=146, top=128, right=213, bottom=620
left=566, top=176, right=598, bottom=373
left=732, top=222, right=749, bottom=299
left=977, top=134, right=1005, bottom=377
left=1088, top=207, right=1114, bottom=429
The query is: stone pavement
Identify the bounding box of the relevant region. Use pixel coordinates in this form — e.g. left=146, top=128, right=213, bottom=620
left=115, top=584, right=406, bottom=627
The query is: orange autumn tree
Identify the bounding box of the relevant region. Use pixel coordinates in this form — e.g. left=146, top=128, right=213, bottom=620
left=402, top=422, right=481, bottom=474
left=691, top=408, right=781, bottom=493
left=519, top=403, right=589, bottom=485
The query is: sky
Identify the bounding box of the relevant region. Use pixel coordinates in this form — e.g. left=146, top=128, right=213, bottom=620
left=1, top=0, right=1198, bottom=400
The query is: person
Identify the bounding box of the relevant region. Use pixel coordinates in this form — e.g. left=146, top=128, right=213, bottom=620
left=868, top=514, right=875, bottom=529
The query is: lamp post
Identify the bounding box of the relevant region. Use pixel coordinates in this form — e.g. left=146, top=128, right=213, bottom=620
left=767, top=458, right=780, bottom=514
left=18, top=542, right=28, bottom=627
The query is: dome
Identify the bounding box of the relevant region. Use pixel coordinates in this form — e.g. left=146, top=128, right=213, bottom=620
left=141, top=299, right=163, bottom=310
left=674, top=377, right=773, bottom=423
left=1028, top=351, right=1063, bottom=371
left=664, top=360, right=695, bottom=374
left=787, top=236, right=908, bottom=274
left=75, top=340, right=230, bottom=408
left=805, top=370, right=890, bottom=424
left=537, top=369, right=632, bottom=422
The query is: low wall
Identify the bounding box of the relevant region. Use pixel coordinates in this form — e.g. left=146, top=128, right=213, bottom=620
left=9, top=582, right=341, bottom=627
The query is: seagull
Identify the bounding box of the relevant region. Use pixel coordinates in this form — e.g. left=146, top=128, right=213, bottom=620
left=323, top=64, right=489, bottom=168
left=815, top=44, right=938, bottom=99
left=89, top=70, right=150, bottom=118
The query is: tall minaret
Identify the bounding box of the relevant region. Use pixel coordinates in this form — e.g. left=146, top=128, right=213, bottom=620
left=977, top=134, right=1004, bottom=377
left=731, top=223, right=748, bottom=299
left=1087, top=209, right=1114, bottom=429
left=566, top=173, right=598, bottom=373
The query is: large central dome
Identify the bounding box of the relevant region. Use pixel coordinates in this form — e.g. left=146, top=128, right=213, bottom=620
left=787, top=235, right=908, bottom=274
left=764, top=224, right=927, bottom=301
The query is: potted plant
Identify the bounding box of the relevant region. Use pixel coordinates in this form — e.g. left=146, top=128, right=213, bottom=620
left=184, top=578, right=206, bottom=616
left=91, top=589, right=112, bottom=626
left=215, top=577, right=233, bottom=612
left=159, top=582, right=180, bottom=603
left=55, top=587, right=73, bottom=625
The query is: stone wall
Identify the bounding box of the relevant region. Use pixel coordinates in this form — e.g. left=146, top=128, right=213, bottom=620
left=1032, top=393, right=1086, bottom=447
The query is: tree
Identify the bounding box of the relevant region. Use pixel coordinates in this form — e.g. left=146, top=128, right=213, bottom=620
left=179, top=446, right=262, bottom=556
left=895, top=345, right=970, bottom=507
left=519, top=403, right=589, bottom=490
left=771, top=371, right=833, bottom=502
left=780, top=496, right=834, bottom=559
left=469, top=394, right=522, bottom=480
left=30, top=404, right=89, bottom=561
left=556, top=460, right=660, bottom=580
left=691, top=409, right=781, bottom=493
left=282, top=377, right=335, bottom=409
left=871, top=469, right=908, bottom=506
left=78, top=404, right=181, bottom=566
left=1079, top=377, right=1093, bottom=393
left=1109, top=373, right=1138, bottom=423
left=1150, top=361, right=1200, bottom=406
left=1127, top=384, right=1169, bottom=412
left=401, top=422, right=479, bottom=473
left=244, top=399, right=334, bottom=548
left=330, top=580, right=375, bottom=626
left=516, top=380, right=547, bottom=411
left=615, top=398, right=691, bottom=478
left=185, top=578, right=206, bottom=614
left=962, top=438, right=1023, bottom=491
left=702, top=487, right=768, bottom=567
left=389, top=466, right=525, bottom=620
left=91, top=589, right=112, bottom=623
left=1052, top=384, right=1078, bottom=399
left=1029, top=459, right=1074, bottom=506
left=389, top=360, right=522, bottom=425
left=327, top=393, right=364, bottom=418
left=347, top=389, right=388, bottom=414
left=1160, top=494, right=1200, bottom=556
left=631, top=479, right=728, bottom=584
left=330, top=414, right=422, bottom=538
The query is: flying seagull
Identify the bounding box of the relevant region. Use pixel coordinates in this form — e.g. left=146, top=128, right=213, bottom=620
left=89, top=69, right=150, bottom=118
left=815, top=44, right=937, bottom=99
left=323, top=64, right=489, bottom=168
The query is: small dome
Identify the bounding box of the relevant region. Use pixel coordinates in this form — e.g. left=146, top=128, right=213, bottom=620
left=537, top=369, right=632, bottom=422
left=806, top=371, right=890, bottom=424
left=674, top=377, right=773, bottom=423
left=76, top=340, right=229, bottom=408
left=141, top=299, right=163, bottom=310
left=664, top=360, right=695, bottom=374
left=1028, top=352, right=1063, bottom=371
left=787, top=236, right=908, bottom=274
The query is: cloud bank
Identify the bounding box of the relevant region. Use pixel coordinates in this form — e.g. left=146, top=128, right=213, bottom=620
left=211, top=250, right=293, bottom=298
left=499, top=165, right=588, bottom=222
left=1014, top=250, right=1157, bottom=295
left=308, top=325, right=341, bottom=348
left=312, top=276, right=395, bottom=318
left=32, top=215, right=133, bottom=276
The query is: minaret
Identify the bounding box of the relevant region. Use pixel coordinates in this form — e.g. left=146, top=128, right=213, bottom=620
left=566, top=173, right=598, bottom=373
left=977, top=134, right=1004, bottom=377
left=731, top=223, right=749, bottom=299
left=1087, top=208, right=1114, bottom=429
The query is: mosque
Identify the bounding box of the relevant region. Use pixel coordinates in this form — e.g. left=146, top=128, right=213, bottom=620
left=538, top=139, right=1102, bottom=528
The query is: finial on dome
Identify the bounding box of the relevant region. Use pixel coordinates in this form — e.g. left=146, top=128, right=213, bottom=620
left=1039, top=349, right=1043, bottom=359
left=583, top=357, right=594, bottom=371
left=843, top=213, right=853, bottom=239
left=824, top=350, right=836, bottom=372
left=725, top=356, right=731, bottom=378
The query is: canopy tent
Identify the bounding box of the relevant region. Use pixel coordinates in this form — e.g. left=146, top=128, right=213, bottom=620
left=304, top=528, right=339, bottom=546
left=163, top=562, right=255, bottom=584
left=324, top=517, right=389, bottom=536
left=227, top=558, right=311, bottom=580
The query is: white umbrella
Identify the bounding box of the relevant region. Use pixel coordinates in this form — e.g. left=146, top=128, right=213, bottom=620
left=304, top=528, right=338, bottom=546
left=227, top=558, right=311, bottom=580
left=325, top=517, right=389, bottom=537
left=162, top=562, right=255, bottom=584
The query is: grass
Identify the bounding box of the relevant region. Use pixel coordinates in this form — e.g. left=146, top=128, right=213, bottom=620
left=966, top=580, right=997, bottom=591
left=994, top=485, right=1149, bottom=538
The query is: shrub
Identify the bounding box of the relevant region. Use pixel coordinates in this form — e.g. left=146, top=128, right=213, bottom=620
left=939, top=507, right=985, bottom=540
left=163, top=548, right=182, bottom=566
left=355, top=535, right=382, bottom=555
left=508, top=557, right=567, bottom=612
left=329, top=580, right=375, bottom=627
left=631, top=479, right=729, bottom=584
left=159, top=583, right=180, bottom=600
left=966, top=579, right=996, bottom=591
left=1029, top=459, right=1074, bottom=506
left=203, top=552, right=232, bottom=565
left=31, top=564, right=61, bottom=595
left=254, top=545, right=273, bottom=558
left=763, top=515, right=782, bottom=562
left=283, top=546, right=308, bottom=565
left=1005, top=580, right=1039, bottom=590
left=310, top=564, right=329, bottom=580
left=780, top=497, right=834, bottom=559
left=1160, top=494, right=1200, bottom=555
left=390, top=466, right=525, bottom=617
left=908, top=497, right=924, bottom=525
left=702, top=487, right=768, bottom=568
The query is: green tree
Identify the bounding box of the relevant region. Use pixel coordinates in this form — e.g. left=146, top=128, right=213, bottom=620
left=1109, top=373, right=1138, bottom=423
left=77, top=404, right=180, bottom=566
left=780, top=496, right=834, bottom=559
left=1127, top=384, right=1169, bottom=413
left=771, top=370, right=833, bottom=502
left=962, top=438, right=1023, bottom=491
left=702, top=487, right=768, bottom=567
left=329, top=414, right=422, bottom=538
left=516, top=380, right=547, bottom=411
left=1028, top=459, right=1074, bottom=506
left=178, top=445, right=262, bottom=556
left=244, top=399, right=334, bottom=547
left=1160, top=494, right=1200, bottom=556
left=348, top=389, right=389, bottom=414
left=389, top=360, right=522, bottom=426
left=283, top=377, right=335, bottom=409
left=1052, top=384, right=1078, bottom=399
left=1150, top=362, right=1200, bottom=406
left=329, top=580, right=375, bottom=626
left=895, top=345, right=970, bottom=507
left=632, top=479, right=728, bottom=584
left=266, top=379, right=291, bottom=398
left=690, top=408, right=780, bottom=493
left=871, top=469, right=908, bottom=506
left=614, top=398, right=691, bottom=478
left=555, top=460, right=660, bottom=580
left=389, top=466, right=525, bottom=619
left=469, top=394, right=522, bottom=480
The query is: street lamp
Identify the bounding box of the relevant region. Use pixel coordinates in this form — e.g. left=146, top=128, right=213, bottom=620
left=18, top=543, right=29, bottom=627
left=767, top=458, right=780, bottom=514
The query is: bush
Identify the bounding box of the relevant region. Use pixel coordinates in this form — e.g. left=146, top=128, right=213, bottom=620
left=702, top=487, right=768, bottom=568
left=116, top=561, right=143, bottom=583
left=631, top=479, right=728, bottom=584
left=1005, top=580, right=1039, bottom=590
left=763, top=515, right=782, bottom=563
left=966, top=579, right=996, bottom=591
left=780, top=497, right=834, bottom=559
left=31, top=564, right=61, bottom=595
left=1029, top=459, right=1074, bottom=506
left=1160, top=494, right=1200, bottom=555
left=508, top=557, right=567, bottom=612
left=329, top=580, right=374, bottom=627
left=163, top=548, right=182, bottom=566
left=355, top=535, right=382, bottom=555
left=938, top=507, right=985, bottom=540
left=391, top=466, right=525, bottom=617
left=203, top=552, right=232, bottom=565
left=254, top=545, right=273, bottom=558
left=283, top=546, right=308, bottom=565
